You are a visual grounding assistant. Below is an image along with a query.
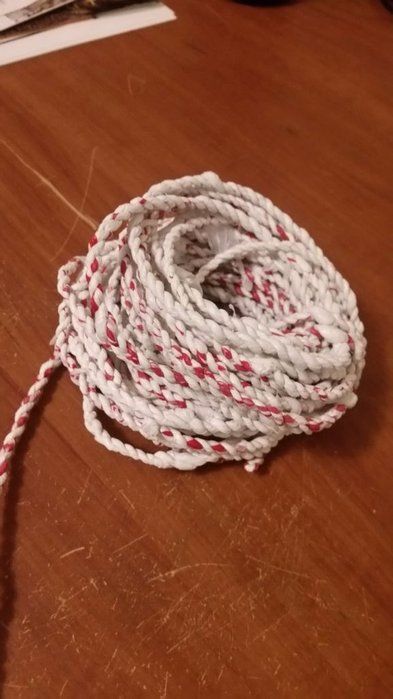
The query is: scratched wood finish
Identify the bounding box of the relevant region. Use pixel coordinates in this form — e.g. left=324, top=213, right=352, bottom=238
left=0, top=0, right=393, bottom=696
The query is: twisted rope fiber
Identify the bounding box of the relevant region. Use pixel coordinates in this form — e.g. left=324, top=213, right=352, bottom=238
left=0, top=172, right=366, bottom=486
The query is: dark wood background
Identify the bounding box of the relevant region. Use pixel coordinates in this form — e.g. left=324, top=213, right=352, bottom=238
left=0, top=0, right=392, bottom=696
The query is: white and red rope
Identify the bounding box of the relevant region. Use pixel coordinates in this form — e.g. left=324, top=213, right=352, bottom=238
left=0, top=172, right=366, bottom=486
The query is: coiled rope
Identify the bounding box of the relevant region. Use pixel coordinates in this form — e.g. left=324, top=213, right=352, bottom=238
left=0, top=172, right=366, bottom=486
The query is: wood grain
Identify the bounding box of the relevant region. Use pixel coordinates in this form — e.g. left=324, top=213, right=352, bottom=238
left=0, top=0, right=393, bottom=696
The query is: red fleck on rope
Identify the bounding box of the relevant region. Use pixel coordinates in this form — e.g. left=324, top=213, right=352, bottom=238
left=0, top=172, right=366, bottom=486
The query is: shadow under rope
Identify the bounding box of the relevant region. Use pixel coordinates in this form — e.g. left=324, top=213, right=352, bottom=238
left=0, top=368, right=62, bottom=696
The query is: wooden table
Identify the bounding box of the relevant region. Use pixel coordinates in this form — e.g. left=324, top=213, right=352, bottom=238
left=1, top=0, right=392, bottom=696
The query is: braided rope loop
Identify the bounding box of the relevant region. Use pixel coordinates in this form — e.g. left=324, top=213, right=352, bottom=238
left=0, top=172, right=366, bottom=485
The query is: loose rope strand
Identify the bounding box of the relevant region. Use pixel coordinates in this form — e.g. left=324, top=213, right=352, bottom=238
left=0, top=172, right=366, bottom=487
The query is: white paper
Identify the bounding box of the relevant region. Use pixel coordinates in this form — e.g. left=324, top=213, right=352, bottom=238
left=0, top=2, right=175, bottom=66
left=0, top=0, right=37, bottom=15
left=0, top=0, right=73, bottom=30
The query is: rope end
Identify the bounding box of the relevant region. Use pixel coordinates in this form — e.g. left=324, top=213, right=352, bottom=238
left=244, top=459, right=262, bottom=473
